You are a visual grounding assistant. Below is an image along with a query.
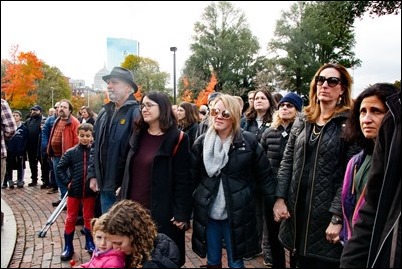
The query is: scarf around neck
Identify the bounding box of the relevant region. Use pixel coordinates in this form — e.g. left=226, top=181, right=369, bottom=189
left=203, top=127, right=232, bottom=177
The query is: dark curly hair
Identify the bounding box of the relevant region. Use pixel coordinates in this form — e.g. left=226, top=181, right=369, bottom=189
left=102, top=200, right=158, bottom=268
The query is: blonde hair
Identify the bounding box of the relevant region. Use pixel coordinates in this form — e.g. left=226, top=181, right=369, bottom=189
left=304, top=63, right=354, bottom=122
left=270, top=110, right=298, bottom=129
left=209, top=94, right=241, bottom=135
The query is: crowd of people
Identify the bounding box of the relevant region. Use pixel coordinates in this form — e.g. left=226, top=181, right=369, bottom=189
left=1, top=63, right=400, bottom=268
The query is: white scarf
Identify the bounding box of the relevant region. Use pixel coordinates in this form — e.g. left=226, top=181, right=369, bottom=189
left=203, top=127, right=232, bottom=177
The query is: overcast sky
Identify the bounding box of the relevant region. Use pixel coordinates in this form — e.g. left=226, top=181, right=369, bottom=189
left=2, top=1, right=401, bottom=97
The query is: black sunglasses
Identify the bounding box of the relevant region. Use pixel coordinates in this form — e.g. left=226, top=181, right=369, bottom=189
left=279, top=102, right=295, bottom=109
left=315, top=76, right=341, bottom=87
left=210, top=108, right=231, bottom=119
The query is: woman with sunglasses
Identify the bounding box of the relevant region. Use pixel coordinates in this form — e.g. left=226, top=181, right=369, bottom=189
left=117, top=91, right=193, bottom=267
left=191, top=94, right=275, bottom=268
left=260, top=92, right=302, bottom=267
left=273, top=63, right=360, bottom=268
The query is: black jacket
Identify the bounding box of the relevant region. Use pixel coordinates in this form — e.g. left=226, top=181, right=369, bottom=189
left=87, top=95, right=140, bottom=192
left=276, top=112, right=359, bottom=263
left=119, top=126, right=193, bottom=267
left=191, top=130, right=275, bottom=260
left=341, top=91, right=401, bottom=268
left=57, top=143, right=97, bottom=198
left=143, top=233, right=181, bottom=268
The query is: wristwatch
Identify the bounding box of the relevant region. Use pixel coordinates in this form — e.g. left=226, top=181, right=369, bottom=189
left=331, top=215, right=343, bottom=225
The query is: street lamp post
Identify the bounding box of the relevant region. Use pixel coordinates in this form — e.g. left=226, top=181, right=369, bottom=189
left=51, top=87, right=54, bottom=107
left=170, top=46, right=177, bottom=104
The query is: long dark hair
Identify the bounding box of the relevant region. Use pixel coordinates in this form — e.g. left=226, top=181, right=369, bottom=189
left=344, top=83, right=399, bottom=153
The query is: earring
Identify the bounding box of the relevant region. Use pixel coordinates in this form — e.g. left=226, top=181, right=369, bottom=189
left=336, top=96, right=342, bottom=105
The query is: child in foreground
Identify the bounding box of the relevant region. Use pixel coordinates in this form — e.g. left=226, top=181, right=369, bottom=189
left=74, top=215, right=125, bottom=268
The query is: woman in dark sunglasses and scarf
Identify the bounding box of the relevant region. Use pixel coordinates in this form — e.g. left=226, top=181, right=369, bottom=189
left=273, top=63, right=360, bottom=268
left=191, top=94, right=275, bottom=268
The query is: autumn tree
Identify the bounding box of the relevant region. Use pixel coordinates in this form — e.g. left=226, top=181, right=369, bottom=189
left=183, top=1, right=263, bottom=96
left=195, top=72, right=217, bottom=107
left=2, top=45, right=44, bottom=108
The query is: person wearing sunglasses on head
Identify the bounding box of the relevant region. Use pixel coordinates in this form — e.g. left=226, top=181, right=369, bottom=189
left=260, top=91, right=302, bottom=267
left=273, top=63, right=360, bottom=268
left=191, top=94, right=275, bottom=268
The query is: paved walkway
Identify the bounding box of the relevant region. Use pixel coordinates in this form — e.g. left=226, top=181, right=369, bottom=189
left=1, top=168, right=271, bottom=268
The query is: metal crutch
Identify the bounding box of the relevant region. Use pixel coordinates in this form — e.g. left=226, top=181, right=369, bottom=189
left=38, top=191, right=68, bottom=238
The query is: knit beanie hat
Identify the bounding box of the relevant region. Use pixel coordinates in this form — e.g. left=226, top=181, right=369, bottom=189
left=279, top=92, right=303, bottom=111
left=13, top=110, right=22, bottom=117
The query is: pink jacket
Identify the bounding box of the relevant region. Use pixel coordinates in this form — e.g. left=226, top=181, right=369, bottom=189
left=80, top=249, right=125, bottom=268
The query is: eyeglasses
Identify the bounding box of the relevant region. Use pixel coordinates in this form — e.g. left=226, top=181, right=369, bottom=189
left=140, top=102, right=159, bottom=110
left=279, top=103, right=295, bottom=109
left=315, top=76, right=341, bottom=87
left=210, top=108, right=231, bottom=119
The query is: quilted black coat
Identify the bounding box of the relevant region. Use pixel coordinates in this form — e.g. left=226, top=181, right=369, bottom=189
left=276, top=112, right=359, bottom=263
left=191, top=130, right=275, bottom=261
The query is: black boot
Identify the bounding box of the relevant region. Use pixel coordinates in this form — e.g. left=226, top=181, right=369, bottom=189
left=83, top=227, right=95, bottom=254
left=61, top=232, right=74, bottom=261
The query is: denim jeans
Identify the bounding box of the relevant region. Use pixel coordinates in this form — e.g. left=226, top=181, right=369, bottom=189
left=52, top=156, right=67, bottom=200
left=100, top=190, right=117, bottom=214
left=206, top=218, right=244, bottom=268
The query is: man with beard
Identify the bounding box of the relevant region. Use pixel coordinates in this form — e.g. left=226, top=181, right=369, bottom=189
left=88, top=67, right=140, bottom=214
left=47, top=100, right=80, bottom=207
left=25, top=105, right=47, bottom=187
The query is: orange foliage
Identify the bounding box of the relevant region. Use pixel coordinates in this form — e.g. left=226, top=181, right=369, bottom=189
left=195, top=72, right=217, bottom=107
left=134, top=86, right=143, bottom=101
left=182, top=89, right=193, bottom=103
left=2, top=45, right=44, bottom=109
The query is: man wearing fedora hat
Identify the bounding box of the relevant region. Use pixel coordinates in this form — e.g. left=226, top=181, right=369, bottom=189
left=87, top=67, right=141, bottom=214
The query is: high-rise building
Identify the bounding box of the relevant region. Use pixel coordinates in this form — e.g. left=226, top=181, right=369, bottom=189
left=106, top=37, right=139, bottom=71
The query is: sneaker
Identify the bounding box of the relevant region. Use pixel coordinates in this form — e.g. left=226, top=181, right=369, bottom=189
left=17, top=184, right=24, bottom=188
left=40, top=184, right=49, bottom=189
left=47, top=189, right=58, bottom=194
left=9, top=185, right=15, bottom=189
left=28, top=182, right=37, bottom=187
left=1, top=185, right=7, bottom=189
left=263, top=251, right=273, bottom=266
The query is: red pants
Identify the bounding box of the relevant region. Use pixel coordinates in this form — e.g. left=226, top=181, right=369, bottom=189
left=65, top=196, right=96, bottom=233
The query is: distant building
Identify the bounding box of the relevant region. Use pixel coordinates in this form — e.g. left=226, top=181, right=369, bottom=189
left=93, top=65, right=110, bottom=92
left=106, top=37, right=139, bottom=71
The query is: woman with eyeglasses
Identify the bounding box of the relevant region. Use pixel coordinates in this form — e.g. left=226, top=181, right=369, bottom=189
left=260, top=92, right=302, bottom=267
left=117, top=91, right=193, bottom=267
left=191, top=94, right=275, bottom=268
left=273, top=63, right=360, bottom=268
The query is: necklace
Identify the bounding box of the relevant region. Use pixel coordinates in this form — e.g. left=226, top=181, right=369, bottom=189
left=148, top=129, right=163, bottom=136
left=310, top=123, right=323, bottom=143
left=312, top=124, right=323, bottom=136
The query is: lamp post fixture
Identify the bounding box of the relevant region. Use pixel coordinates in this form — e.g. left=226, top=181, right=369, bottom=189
left=170, top=46, right=177, bottom=104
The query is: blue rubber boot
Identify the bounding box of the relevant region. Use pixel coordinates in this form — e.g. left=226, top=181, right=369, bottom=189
left=83, top=227, right=95, bottom=254
left=61, top=232, right=74, bottom=261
